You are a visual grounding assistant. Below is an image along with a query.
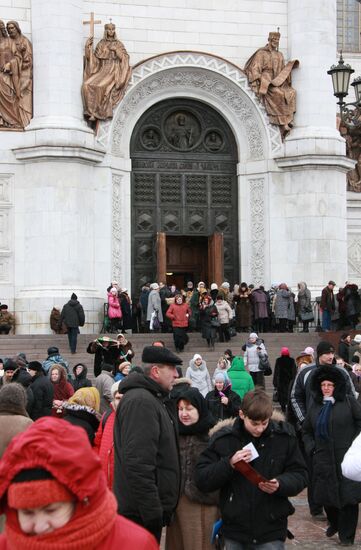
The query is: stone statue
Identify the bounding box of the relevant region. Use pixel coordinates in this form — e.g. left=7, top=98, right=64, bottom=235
left=0, top=20, right=33, bottom=129
left=82, top=23, right=131, bottom=123
left=339, top=118, right=361, bottom=193
left=244, top=31, right=299, bottom=139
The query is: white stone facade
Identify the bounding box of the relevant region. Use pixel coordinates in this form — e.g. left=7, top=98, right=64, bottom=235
left=0, top=0, right=358, bottom=333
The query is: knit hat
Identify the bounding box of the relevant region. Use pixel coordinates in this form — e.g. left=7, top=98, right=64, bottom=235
left=0, top=383, right=28, bottom=416
left=303, top=346, right=315, bottom=357
left=221, top=282, right=230, bottom=288
left=8, top=468, right=73, bottom=510
left=316, top=341, right=335, bottom=357
left=281, top=347, right=290, bottom=356
left=210, top=283, right=218, bottom=290
left=249, top=332, right=258, bottom=340
left=353, top=335, right=361, bottom=344
left=110, top=287, right=118, bottom=294
left=214, top=372, right=230, bottom=385
left=192, top=354, right=202, bottom=362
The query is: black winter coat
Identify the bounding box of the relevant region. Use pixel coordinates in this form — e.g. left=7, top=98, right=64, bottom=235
left=195, top=417, right=307, bottom=545
left=29, top=373, right=54, bottom=420
left=302, top=365, right=361, bottom=509
left=114, top=373, right=181, bottom=533
left=205, top=386, right=241, bottom=421
left=87, top=341, right=123, bottom=378
left=63, top=405, right=99, bottom=445
left=61, top=299, right=85, bottom=328
left=273, top=356, right=297, bottom=408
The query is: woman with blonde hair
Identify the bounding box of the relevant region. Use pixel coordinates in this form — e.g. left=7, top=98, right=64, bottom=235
left=62, top=387, right=101, bottom=445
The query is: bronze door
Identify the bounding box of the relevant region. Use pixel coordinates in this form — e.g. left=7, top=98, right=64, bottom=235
left=130, top=98, right=238, bottom=293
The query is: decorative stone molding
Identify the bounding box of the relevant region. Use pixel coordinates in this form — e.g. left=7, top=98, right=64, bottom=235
left=112, top=174, right=123, bottom=283
left=249, top=178, right=266, bottom=286
left=348, top=237, right=361, bottom=278
left=0, top=174, right=13, bottom=283
left=97, top=52, right=283, bottom=159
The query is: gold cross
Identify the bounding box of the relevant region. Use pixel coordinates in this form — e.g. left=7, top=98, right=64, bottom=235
left=83, top=12, right=102, bottom=38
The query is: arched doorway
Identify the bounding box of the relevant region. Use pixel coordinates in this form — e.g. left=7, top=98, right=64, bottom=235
left=130, top=98, right=239, bottom=291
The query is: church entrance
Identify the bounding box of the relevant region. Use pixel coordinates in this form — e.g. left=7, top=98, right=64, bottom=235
left=130, top=98, right=238, bottom=293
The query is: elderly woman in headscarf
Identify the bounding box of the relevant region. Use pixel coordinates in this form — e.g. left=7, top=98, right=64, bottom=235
left=62, top=387, right=101, bottom=445
left=49, top=364, right=74, bottom=416
left=303, top=365, right=361, bottom=546
left=165, top=388, right=218, bottom=550
left=0, top=417, right=159, bottom=549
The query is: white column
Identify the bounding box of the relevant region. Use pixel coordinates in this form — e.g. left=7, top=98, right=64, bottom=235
left=29, top=0, right=87, bottom=130
left=288, top=0, right=339, bottom=134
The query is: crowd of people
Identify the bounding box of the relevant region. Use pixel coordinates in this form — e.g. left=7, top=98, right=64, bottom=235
left=0, top=329, right=361, bottom=548
left=106, top=279, right=360, bottom=340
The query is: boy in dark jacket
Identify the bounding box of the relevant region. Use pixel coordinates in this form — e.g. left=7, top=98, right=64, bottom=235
left=195, top=389, right=307, bottom=548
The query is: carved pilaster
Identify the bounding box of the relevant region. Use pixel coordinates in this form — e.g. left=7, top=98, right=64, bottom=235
left=249, top=178, right=265, bottom=287
left=112, top=174, right=122, bottom=283
left=0, top=174, right=13, bottom=283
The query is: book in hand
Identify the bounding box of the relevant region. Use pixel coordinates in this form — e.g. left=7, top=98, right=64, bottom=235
left=234, top=459, right=269, bottom=486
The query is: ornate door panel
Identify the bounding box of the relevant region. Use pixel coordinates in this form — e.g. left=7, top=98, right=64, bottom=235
left=130, top=99, right=238, bottom=292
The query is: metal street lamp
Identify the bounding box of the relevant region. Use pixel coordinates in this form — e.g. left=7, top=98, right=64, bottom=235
left=328, top=52, right=361, bottom=128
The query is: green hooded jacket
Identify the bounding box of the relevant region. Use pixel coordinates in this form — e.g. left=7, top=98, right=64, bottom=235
left=228, top=356, right=254, bottom=400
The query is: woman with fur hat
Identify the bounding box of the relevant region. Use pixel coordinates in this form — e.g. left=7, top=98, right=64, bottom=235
left=49, top=365, right=74, bottom=416
left=165, top=387, right=218, bottom=550
left=303, top=365, right=361, bottom=546
left=205, top=372, right=241, bottom=421
left=0, top=417, right=158, bottom=549
left=186, top=354, right=212, bottom=397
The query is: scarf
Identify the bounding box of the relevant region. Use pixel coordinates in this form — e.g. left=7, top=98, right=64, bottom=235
left=315, top=397, right=335, bottom=441
left=5, top=489, right=117, bottom=550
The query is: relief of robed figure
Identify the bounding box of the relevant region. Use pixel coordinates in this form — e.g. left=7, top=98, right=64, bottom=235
left=82, top=23, right=131, bottom=123
left=244, top=31, right=299, bottom=139
left=0, top=20, right=33, bottom=129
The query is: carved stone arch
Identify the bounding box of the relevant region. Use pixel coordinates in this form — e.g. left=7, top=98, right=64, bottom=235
left=97, top=51, right=283, bottom=161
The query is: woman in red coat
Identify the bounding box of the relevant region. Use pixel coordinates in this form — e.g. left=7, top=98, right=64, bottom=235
left=166, top=293, right=191, bottom=352
left=0, top=417, right=158, bottom=550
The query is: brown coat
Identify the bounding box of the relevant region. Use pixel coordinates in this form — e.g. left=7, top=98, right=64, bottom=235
left=0, top=414, right=33, bottom=458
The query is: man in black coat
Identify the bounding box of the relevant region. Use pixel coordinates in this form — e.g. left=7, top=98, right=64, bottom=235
left=113, top=345, right=182, bottom=543
left=27, top=361, right=53, bottom=420
left=61, top=293, right=85, bottom=354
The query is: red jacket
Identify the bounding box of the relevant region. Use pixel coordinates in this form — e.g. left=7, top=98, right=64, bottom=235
left=166, top=302, right=191, bottom=327
left=0, top=515, right=158, bottom=550
left=93, top=409, right=116, bottom=489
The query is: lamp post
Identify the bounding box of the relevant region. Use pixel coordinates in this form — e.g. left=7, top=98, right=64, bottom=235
left=328, top=52, right=361, bottom=128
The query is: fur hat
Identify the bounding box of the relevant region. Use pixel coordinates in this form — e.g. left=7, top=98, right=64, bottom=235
left=192, top=354, right=202, bottom=362
left=353, top=335, right=361, bottom=344
left=221, top=282, right=230, bottom=289
left=311, top=365, right=345, bottom=402
left=142, top=345, right=182, bottom=366
left=27, top=361, right=43, bottom=373
left=249, top=332, right=258, bottom=340
left=316, top=341, right=335, bottom=357
left=3, top=359, right=17, bottom=372
left=210, top=283, right=218, bottom=290
left=47, top=346, right=59, bottom=356
left=150, top=283, right=159, bottom=290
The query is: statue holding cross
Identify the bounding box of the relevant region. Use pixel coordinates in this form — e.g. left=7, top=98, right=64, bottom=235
left=82, top=15, right=131, bottom=123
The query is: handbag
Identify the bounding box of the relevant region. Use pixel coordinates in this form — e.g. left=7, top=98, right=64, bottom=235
left=272, top=389, right=279, bottom=402
left=211, top=317, right=220, bottom=328
left=150, top=310, right=161, bottom=331
left=300, top=310, right=314, bottom=322
left=258, top=355, right=272, bottom=376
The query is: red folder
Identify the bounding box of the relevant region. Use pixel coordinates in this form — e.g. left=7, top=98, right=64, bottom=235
left=234, top=460, right=269, bottom=486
